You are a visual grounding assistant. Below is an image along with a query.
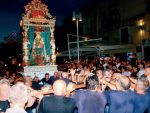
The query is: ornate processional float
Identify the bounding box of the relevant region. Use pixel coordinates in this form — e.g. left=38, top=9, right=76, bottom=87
left=20, top=0, right=57, bottom=78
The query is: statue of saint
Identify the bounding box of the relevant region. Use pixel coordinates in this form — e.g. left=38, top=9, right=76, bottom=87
left=32, top=31, right=46, bottom=65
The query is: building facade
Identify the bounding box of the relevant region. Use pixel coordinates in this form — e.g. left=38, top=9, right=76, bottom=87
left=81, top=0, right=150, bottom=59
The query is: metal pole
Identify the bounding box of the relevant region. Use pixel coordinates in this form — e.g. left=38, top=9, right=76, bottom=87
left=141, top=30, right=145, bottom=59
left=99, top=46, right=101, bottom=56
left=67, top=34, right=71, bottom=59
left=141, top=42, right=145, bottom=59
left=76, top=19, right=79, bottom=63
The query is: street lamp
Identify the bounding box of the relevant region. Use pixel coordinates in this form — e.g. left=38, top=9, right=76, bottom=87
left=72, top=11, right=82, bottom=63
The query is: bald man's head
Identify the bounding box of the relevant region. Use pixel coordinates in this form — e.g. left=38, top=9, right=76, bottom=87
left=53, top=80, right=67, bottom=96
left=116, top=76, right=130, bottom=90
left=135, top=78, right=149, bottom=92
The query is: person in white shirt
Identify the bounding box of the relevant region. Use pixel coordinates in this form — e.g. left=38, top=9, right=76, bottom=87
left=121, top=66, right=131, bottom=76
left=137, top=62, right=145, bottom=78
left=5, top=84, right=28, bottom=113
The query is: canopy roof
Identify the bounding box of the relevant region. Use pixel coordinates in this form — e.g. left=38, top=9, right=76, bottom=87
left=57, top=44, right=136, bottom=57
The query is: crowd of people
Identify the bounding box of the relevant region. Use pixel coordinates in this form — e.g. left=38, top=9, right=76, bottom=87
left=0, top=56, right=150, bottom=113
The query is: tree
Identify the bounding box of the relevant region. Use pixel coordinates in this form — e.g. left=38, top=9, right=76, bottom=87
left=0, top=32, right=23, bottom=65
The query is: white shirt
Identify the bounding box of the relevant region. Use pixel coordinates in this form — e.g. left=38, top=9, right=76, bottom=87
left=5, top=107, right=27, bottom=113
left=138, top=69, right=145, bottom=78
left=122, top=71, right=131, bottom=76
left=103, top=63, right=108, bottom=69
left=116, top=63, right=121, bottom=69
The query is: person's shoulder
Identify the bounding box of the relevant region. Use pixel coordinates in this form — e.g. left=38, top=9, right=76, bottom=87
left=126, top=90, right=136, bottom=97
left=71, top=90, right=85, bottom=99
left=5, top=108, right=27, bottom=113
left=76, top=89, right=92, bottom=93
left=135, top=91, right=150, bottom=98
left=65, top=97, right=75, bottom=102
left=42, top=95, right=54, bottom=100
left=65, top=97, right=76, bottom=105
left=74, top=89, right=89, bottom=96
left=103, top=90, right=115, bottom=98
left=0, top=100, right=9, bottom=106
left=50, top=76, right=54, bottom=79
left=147, top=87, right=150, bottom=94
left=41, top=78, right=45, bottom=81
left=0, top=100, right=8, bottom=103
left=75, top=89, right=105, bottom=97
left=104, top=90, right=133, bottom=96
left=103, top=90, right=117, bottom=94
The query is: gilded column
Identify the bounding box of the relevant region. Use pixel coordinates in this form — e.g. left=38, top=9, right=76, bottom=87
left=50, top=27, right=56, bottom=64
left=22, top=26, right=30, bottom=65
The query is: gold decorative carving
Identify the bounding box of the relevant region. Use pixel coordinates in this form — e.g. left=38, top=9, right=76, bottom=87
left=20, top=0, right=56, bottom=66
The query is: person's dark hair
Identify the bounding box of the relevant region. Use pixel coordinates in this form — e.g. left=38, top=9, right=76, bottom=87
left=122, top=66, right=127, bottom=71
left=96, top=67, right=104, bottom=71
left=16, top=73, right=23, bottom=77
left=132, top=65, right=138, bottom=68
left=45, top=73, right=49, bottom=76
left=92, top=70, right=96, bottom=74
left=14, top=77, right=25, bottom=84
left=86, top=75, right=99, bottom=90
left=127, top=60, right=131, bottom=64
left=138, top=62, right=145, bottom=68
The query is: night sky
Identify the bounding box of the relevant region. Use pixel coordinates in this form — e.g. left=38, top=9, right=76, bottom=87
left=0, top=0, right=93, bottom=41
